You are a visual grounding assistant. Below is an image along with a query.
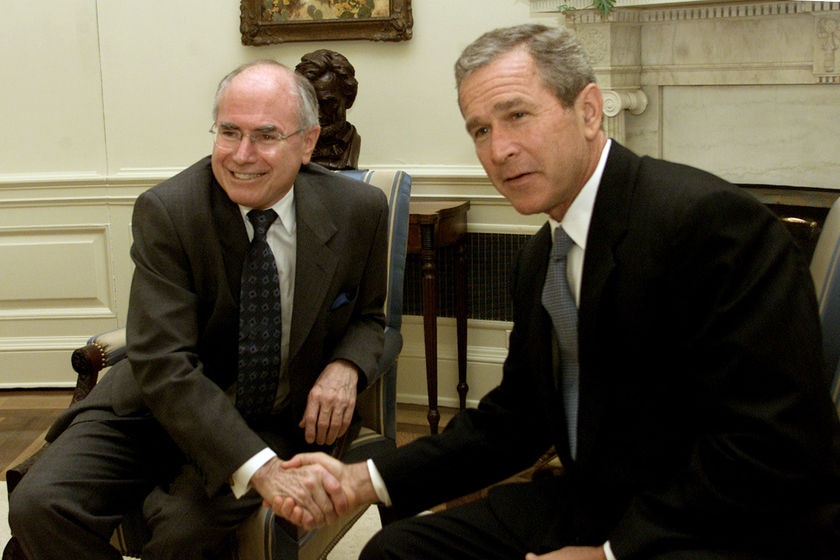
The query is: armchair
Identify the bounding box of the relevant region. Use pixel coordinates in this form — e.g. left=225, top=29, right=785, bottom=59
left=3, top=169, right=412, bottom=560
left=809, top=194, right=840, bottom=415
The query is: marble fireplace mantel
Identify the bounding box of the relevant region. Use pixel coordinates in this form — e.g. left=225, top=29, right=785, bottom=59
left=532, top=1, right=840, bottom=191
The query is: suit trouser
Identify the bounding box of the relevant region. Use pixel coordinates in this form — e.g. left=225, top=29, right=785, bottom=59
left=358, top=478, right=790, bottom=560
left=8, top=410, right=263, bottom=560
left=359, top=477, right=577, bottom=560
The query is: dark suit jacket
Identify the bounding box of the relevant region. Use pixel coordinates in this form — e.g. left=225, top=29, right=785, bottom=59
left=52, top=157, right=388, bottom=494
left=375, top=142, right=840, bottom=558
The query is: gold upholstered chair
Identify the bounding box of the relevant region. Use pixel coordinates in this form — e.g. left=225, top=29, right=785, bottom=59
left=3, top=169, right=412, bottom=560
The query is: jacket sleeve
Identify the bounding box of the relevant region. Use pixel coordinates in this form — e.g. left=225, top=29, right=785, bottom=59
left=607, top=189, right=840, bottom=558
left=126, top=188, right=268, bottom=494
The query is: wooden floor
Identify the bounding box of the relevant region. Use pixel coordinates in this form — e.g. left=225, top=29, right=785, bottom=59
left=0, top=391, right=547, bottom=512
left=0, top=389, right=457, bottom=481
left=0, top=389, right=73, bottom=480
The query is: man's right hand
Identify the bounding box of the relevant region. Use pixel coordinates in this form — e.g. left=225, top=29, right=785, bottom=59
left=274, top=452, right=379, bottom=527
left=249, top=456, right=349, bottom=530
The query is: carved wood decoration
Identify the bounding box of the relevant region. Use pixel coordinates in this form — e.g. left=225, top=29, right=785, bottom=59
left=241, top=0, right=413, bottom=45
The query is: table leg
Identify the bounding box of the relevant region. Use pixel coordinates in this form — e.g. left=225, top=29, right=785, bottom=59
left=455, top=240, right=468, bottom=410
left=420, top=224, right=440, bottom=434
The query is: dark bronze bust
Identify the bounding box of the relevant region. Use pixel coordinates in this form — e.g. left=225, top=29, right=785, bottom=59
left=296, top=49, right=361, bottom=170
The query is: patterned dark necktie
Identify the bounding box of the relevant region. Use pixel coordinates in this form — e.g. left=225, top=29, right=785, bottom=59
left=541, top=226, right=580, bottom=458
left=236, top=209, right=282, bottom=417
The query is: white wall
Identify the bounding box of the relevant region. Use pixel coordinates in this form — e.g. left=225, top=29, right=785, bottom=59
left=0, top=0, right=552, bottom=406
left=1, top=0, right=550, bottom=179
left=5, top=1, right=837, bottom=410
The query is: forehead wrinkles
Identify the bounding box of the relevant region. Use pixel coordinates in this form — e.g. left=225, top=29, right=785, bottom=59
left=464, top=95, right=531, bottom=134
left=460, top=51, right=540, bottom=120
left=461, top=72, right=537, bottom=132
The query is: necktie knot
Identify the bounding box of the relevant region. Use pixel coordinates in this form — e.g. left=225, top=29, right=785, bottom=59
left=551, top=227, right=575, bottom=260
left=247, top=209, right=278, bottom=242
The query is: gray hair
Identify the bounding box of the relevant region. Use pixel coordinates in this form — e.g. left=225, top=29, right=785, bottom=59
left=454, top=24, right=596, bottom=108
left=212, top=59, right=320, bottom=131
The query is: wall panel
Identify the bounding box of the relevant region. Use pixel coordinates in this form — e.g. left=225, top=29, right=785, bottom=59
left=0, top=186, right=143, bottom=386
left=0, top=225, right=112, bottom=316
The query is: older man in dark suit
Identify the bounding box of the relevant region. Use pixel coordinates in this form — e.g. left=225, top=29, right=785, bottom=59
left=280, top=24, right=840, bottom=560
left=9, top=60, right=388, bottom=559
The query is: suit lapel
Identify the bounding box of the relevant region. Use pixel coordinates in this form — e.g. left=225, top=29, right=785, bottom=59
left=288, top=170, right=338, bottom=364
left=213, top=166, right=339, bottom=368
left=575, top=142, right=640, bottom=465
left=211, top=174, right=250, bottom=299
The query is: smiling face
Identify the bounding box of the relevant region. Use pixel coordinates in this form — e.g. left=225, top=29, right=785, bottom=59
left=459, top=48, right=605, bottom=222
left=211, top=64, right=320, bottom=210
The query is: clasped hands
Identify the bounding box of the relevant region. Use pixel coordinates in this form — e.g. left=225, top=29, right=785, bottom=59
left=251, top=452, right=372, bottom=531
left=249, top=359, right=374, bottom=530
left=253, top=454, right=607, bottom=560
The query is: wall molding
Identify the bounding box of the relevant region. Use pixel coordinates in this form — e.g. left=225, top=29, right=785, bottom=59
left=534, top=1, right=840, bottom=20
left=3, top=167, right=836, bottom=401
left=0, top=168, right=518, bottom=397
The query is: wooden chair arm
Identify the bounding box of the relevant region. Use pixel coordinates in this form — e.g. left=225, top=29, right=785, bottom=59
left=69, top=327, right=127, bottom=403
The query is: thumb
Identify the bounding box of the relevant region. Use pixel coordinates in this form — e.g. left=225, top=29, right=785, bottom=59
left=281, top=451, right=337, bottom=471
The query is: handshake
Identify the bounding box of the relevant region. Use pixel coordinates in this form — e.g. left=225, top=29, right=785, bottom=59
left=249, top=452, right=380, bottom=531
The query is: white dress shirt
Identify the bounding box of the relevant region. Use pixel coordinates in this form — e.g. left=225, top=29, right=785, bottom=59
left=369, top=141, right=618, bottom=559
left=231, top=187, right=296, bottom=498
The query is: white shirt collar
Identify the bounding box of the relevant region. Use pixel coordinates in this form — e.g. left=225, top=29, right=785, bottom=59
left=238, top=186, right=296, bottom=236
left=548, top=139, right=611, bottom=248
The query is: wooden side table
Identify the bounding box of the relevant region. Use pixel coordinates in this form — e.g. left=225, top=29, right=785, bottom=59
left=407, top=200, right=470, bottom=433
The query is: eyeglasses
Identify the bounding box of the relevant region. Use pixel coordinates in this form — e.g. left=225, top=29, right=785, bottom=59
left=209, top=124, right=303, bottom=151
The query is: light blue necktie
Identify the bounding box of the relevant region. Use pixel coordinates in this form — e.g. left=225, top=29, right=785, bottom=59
left=541, top=226, right=579, bottom=458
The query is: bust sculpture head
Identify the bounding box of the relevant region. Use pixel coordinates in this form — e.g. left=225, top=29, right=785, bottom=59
left=295, top=49, right=361, bottom=170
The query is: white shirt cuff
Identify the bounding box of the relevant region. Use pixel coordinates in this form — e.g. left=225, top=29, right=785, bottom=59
left=231, top=447, right=277, bottom=499
left=366, top=459, right=392, bottom=506
left=604, top=541, right=617, bottom=560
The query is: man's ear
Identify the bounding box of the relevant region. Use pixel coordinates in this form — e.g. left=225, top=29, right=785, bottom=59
left=578, top=83, right=604, bottom=139
left=300, top=125, right=322, bottom=164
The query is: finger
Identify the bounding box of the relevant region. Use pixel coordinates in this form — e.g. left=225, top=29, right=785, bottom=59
left=298, top=469, right=338, bottom=525
left=322, top=471, right=350, bottom=514
left=272, top=497, right=303, bottom=525
left=281, top=453, right=313, bottom=469
left=309, top=466, right=346, bottom=513
left=284, top=452, right=343, bottom=479
left=327, top=405, right=352, bottom=445
left=281, top=452, right=324, bottom=469
left=343, top=402, right=354, bottom=426
left=335, top=404, right=354, bottom=440
left=271, top=495, right=304, bottom=526
left=301, top=402, right=319, bottom=444
left=316, top=406, right=335, bottom=445
left=320, top=412, right=337, bottom=446
left=298, top=508, right=317, bottom=531
left=284, top=491, right=325, bottom=528
left=311, top=474, right=339, bottom=523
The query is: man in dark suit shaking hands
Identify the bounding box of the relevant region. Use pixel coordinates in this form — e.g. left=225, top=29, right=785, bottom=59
left=9, top=60, right=388, bottom=559
left=280, top=24, right=840, bottom=559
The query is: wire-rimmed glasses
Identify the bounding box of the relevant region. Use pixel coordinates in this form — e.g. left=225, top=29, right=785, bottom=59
left=210, top=124, right=303, bottom=152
